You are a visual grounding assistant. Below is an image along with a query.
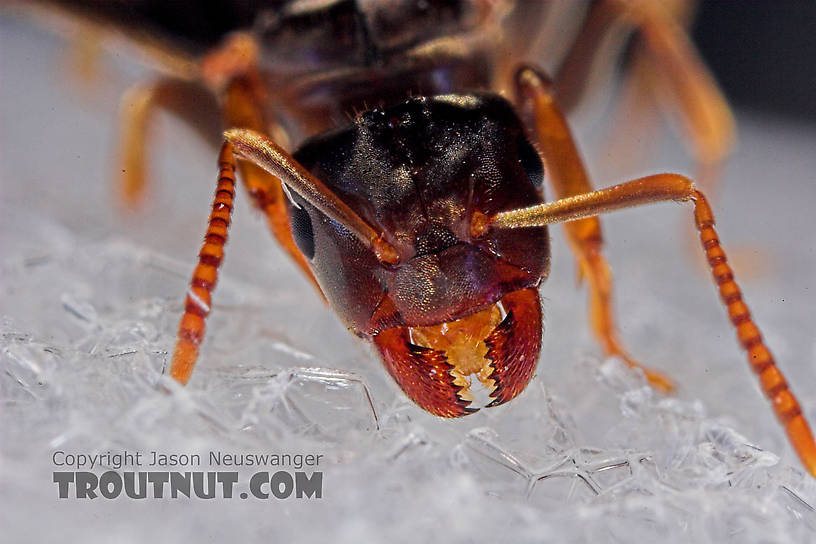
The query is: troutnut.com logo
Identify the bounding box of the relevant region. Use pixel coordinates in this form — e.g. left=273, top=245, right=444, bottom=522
left=52, top=450, right=324, bottom=499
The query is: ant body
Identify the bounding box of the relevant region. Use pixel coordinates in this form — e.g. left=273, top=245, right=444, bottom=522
left=26, top=0, right=816, bottom=477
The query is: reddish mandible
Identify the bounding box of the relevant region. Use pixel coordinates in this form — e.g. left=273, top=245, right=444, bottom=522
left=94, top=1, right=815, bottom=477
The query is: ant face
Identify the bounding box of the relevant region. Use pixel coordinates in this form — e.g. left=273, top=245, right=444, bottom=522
left=289, top=94, right=550, bottom=415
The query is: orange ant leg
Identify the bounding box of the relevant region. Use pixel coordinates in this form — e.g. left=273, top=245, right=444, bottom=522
left=117, top=78, right=221, bottom=207
left=484, top=175, right=816, bottom=477
left=63, top=20, right=104, bottom=89
left=517, top=65, right=674, bottom=392
left=115, top=32, right=254, bottom=208
left=117, top=82, right=155, bottom=206
left=609, top=0, right=735, bottom=191
left=555, top=0, right=734, bottom=192
left=220, top=77, right=324, bottom=292
left=14, top=0, right=199, bottom=80
left=169, top=141, right=236, bottom=385
left=552, top=0, right=628, bottom=114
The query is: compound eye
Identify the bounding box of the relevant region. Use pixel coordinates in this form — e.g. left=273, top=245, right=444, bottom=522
left=516, top=134, right=543, bottom=189
left=290, top=204, right=316, bottom=260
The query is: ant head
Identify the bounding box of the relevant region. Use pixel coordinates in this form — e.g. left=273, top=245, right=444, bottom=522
left=287, top=93, right=550, bottom=415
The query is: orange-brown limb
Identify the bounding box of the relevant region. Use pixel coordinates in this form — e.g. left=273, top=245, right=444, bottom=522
left=553, top=0, right=630, bottom=113
left=64, top=20, right=104, bottom=87
left=516, top=65, right=674, bottom=392
left=115, top=32, right=260, bottom=210
left=221, top=77, right=322, bottom=292
left=610, top=0, right=735, bottom=190
left=487, top=175, right=694, bottom=230
left=554, top=0, right=734, bottom=191
left=482, top=176, right=816, bottom=478
left=117, top=82, right=154, bottom=206
left=117, top=78, right=221, bottom=207
left=169, top=141, right=236, bottom=385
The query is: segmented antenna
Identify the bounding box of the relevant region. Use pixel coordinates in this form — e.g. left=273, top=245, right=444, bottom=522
left=169, top=142, right=236, bottom=384
left=692, top=190, right=816, bottom=476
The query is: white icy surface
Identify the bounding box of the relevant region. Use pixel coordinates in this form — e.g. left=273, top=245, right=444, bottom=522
left=3, top=15, right=816, bottom=543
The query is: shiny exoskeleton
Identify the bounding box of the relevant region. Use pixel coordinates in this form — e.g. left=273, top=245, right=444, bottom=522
left=161, top=0, right=720, bottom=416
left=291, top=94, right=549, bottom=415
left=246, top=1, right=559, bottom=415
left=34, top=0, right=816, bottom=477
left=36, top=1, right=760, bottom=420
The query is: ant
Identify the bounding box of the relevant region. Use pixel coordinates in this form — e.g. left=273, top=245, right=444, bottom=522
left=26, top=1, right=816, bottom=477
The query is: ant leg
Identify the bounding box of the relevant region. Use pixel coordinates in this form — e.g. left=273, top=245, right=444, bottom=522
left=117, top=82, right=158, bottom=207
left=63, top=21, right=104, bottom=88
left=552, top=0, right=629, bottom=113
left=221, top=77, right=323, bottom=292
left=516, top=66, right=674, bottom=392
left=611, top=0, right=735, bottom=190
left=201, top=39, right=317, bottom=282
left=116, top=33, right=256, bottom=208
left=555, top=0, right=734, bottom=191
left=117, top=79, right=221, bottom=206
left=482, top=176, right=816, bottom=478
left=169, top=141, right=237, bottom=384
left=117, top=34, right=320, bottom=290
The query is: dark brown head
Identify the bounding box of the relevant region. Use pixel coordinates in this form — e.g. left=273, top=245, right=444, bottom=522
left=290, top=93, right=549, bottom=416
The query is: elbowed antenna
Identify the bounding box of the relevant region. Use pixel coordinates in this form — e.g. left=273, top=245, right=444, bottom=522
left=475, top=173, right=816, bottom=478
left=224, top=128, right=400, bottom=265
